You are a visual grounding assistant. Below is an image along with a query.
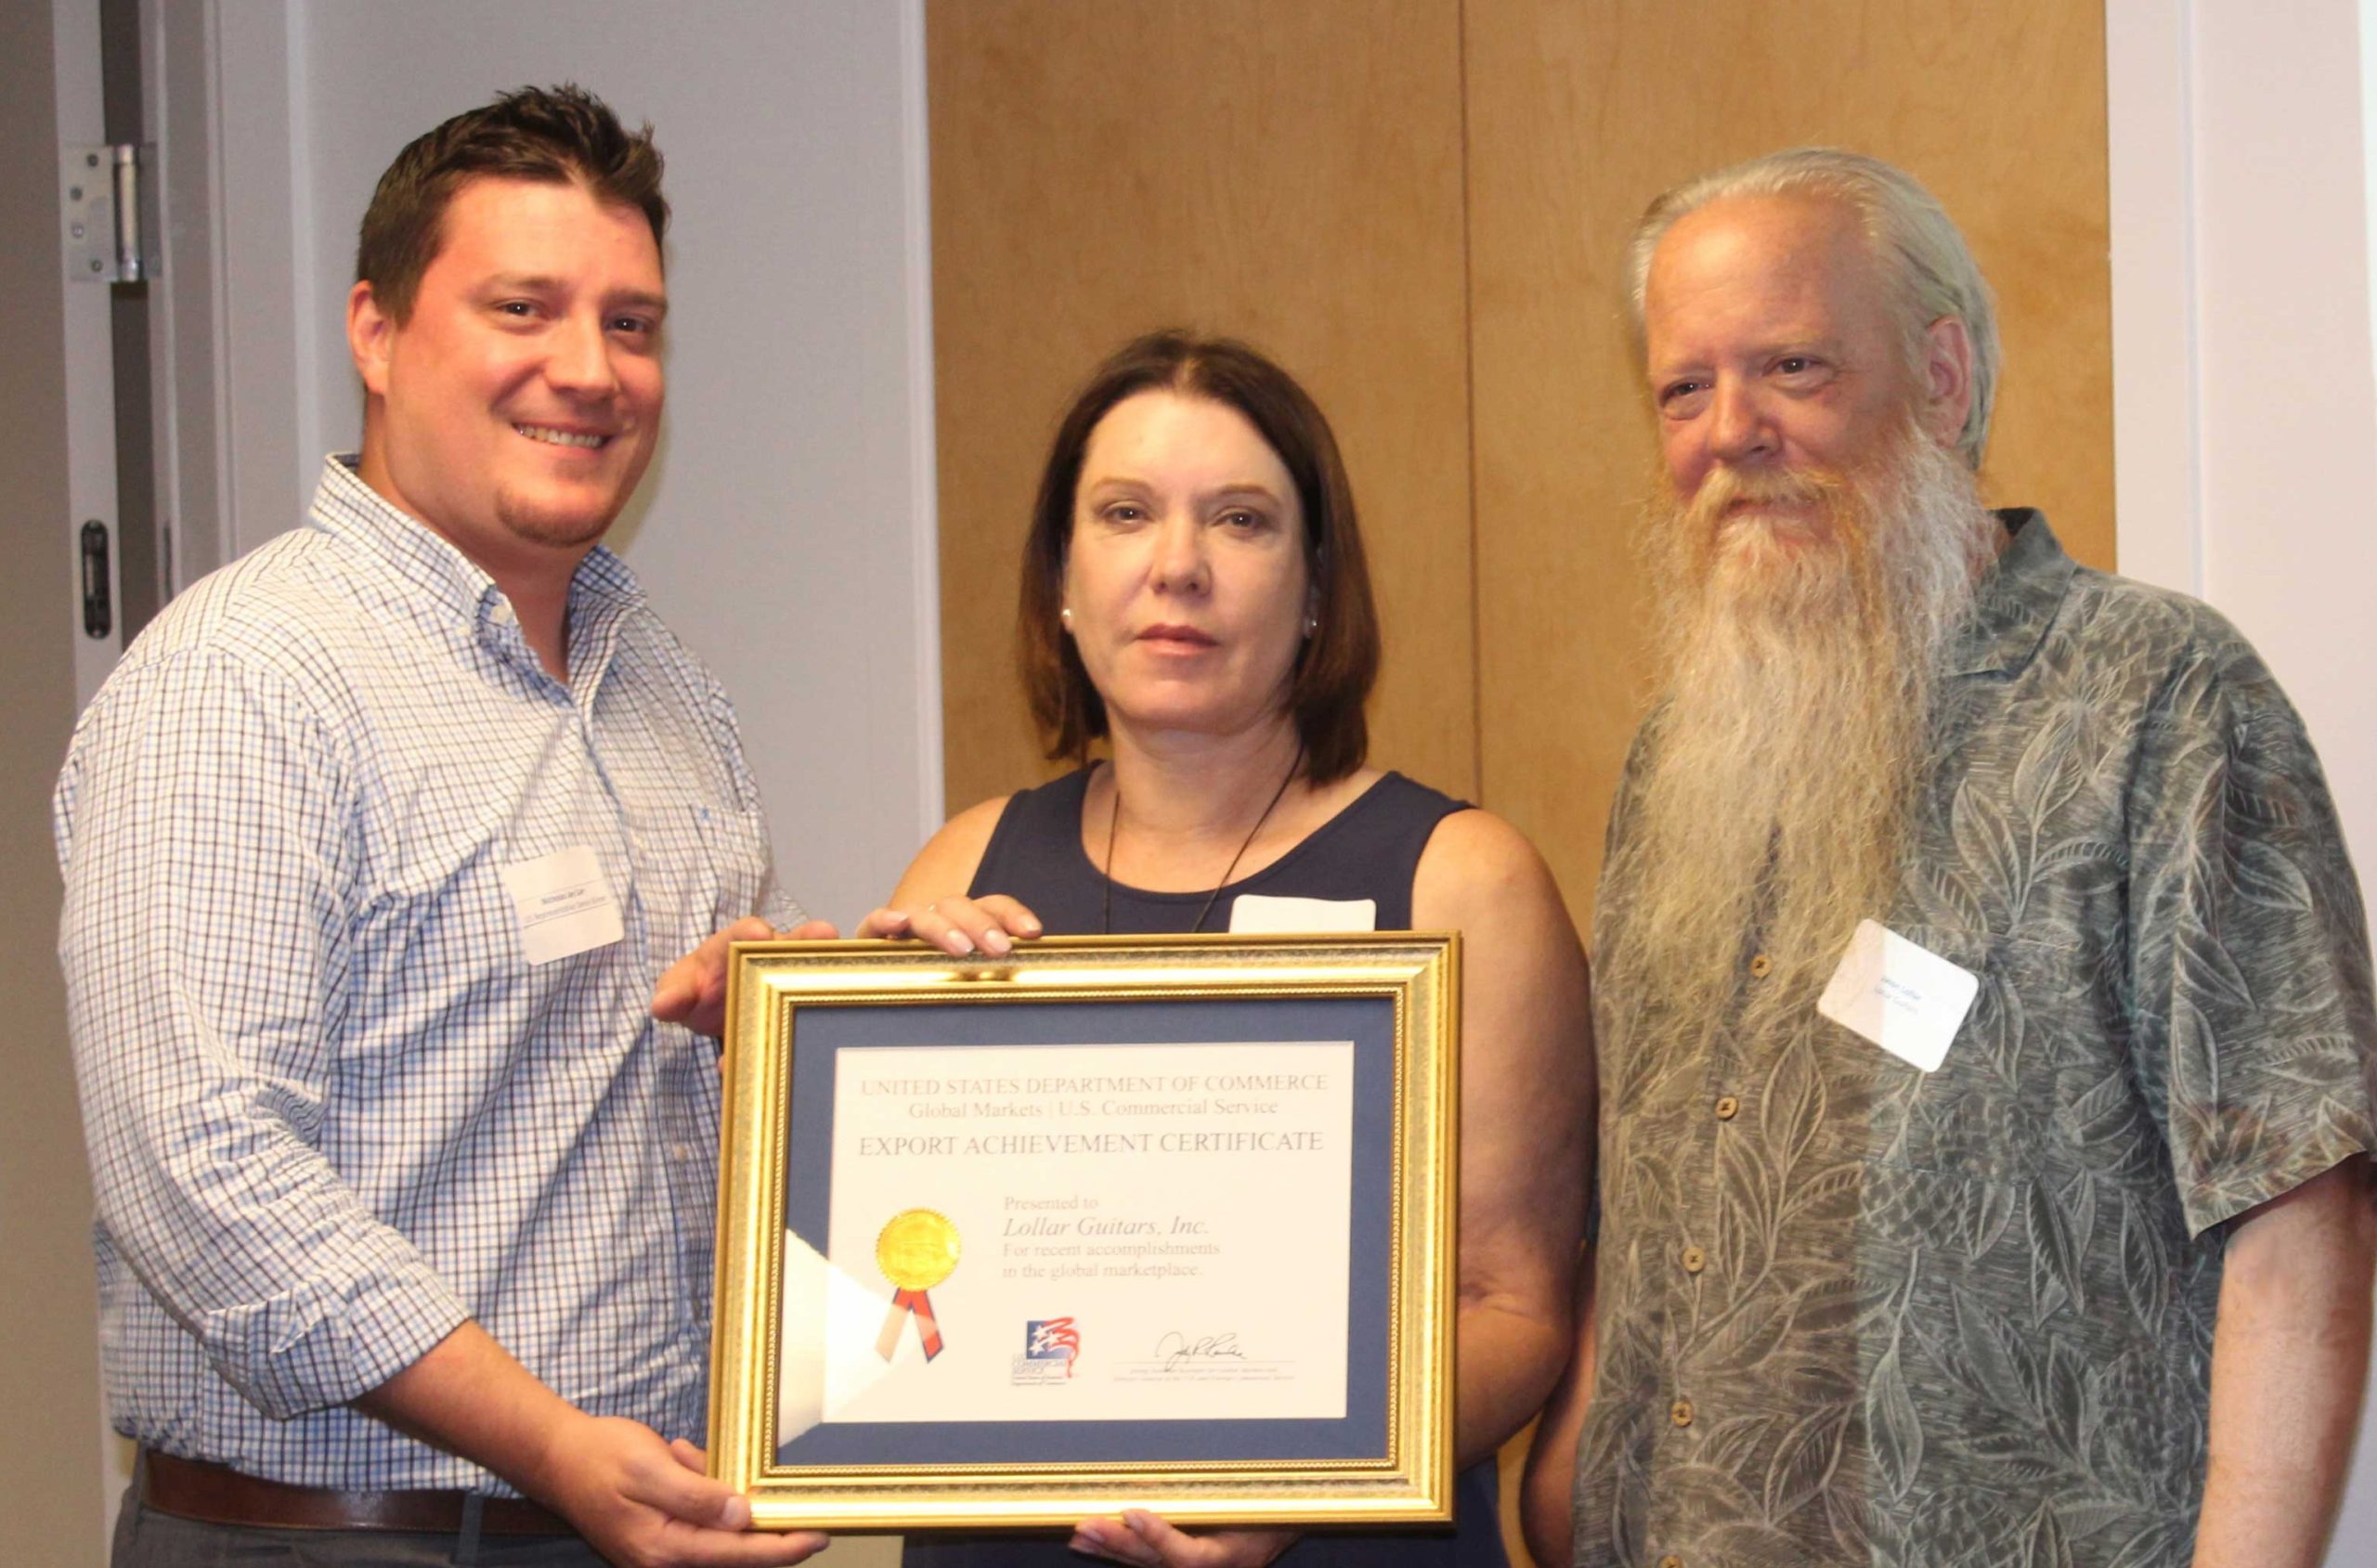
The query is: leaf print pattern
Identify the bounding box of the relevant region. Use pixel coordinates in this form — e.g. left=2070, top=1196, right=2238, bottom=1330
left=1572, top=515, right=2377, bottom=1567
left=2115, top=1198, right=2169, bottom=1338
left=2026, top=1179, right=2084, bottom=1320
left=1865, top=1332, right=1923, bottom=1504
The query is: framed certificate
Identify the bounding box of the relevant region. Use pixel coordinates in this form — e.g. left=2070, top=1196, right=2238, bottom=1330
left=708, top=933, right=1459, bottom=1532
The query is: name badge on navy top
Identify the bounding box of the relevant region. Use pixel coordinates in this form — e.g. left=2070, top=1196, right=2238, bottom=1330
left=500, top=846, right=625, bottom=965
left=1227, top=894, right=1379, bottom=934
left=1817, top=918, right=1979, bottom=1071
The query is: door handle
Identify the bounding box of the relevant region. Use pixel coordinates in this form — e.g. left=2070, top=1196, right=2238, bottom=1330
left=81, top=519, right=111, bottom=639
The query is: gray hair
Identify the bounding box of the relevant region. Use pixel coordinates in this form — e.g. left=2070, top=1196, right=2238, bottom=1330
left=1625, top=148, right=1999, bottom=470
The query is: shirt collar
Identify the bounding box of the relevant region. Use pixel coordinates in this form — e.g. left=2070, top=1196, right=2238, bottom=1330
left=1947, top=508, right=2075, bottom=678
left=305, top=455, right=646, bottom=667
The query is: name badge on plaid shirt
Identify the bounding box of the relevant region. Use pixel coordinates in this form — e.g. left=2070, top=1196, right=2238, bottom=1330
left=500, top=846, right=625, bottom=965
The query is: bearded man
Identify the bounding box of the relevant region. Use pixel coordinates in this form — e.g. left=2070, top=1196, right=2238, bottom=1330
left=1522, top=149, right=2377, bottom=1568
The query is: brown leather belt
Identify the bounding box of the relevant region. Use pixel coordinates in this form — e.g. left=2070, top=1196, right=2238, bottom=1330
left=143, top=1452, right=572, bottom=1536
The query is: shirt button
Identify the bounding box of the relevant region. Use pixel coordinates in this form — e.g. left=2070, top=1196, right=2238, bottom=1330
left=1681, top=1245, right=1707, bottom=1275
left=1713, top=1095, right=1740, bottom=1121
left=1669, top=1398, right=1694, bottom=1428
left=669, top=1143, right=692, bottom=1160
left=490, top=600, right=516, bottom=627
left=1748, top=952, right=1773, bottom=978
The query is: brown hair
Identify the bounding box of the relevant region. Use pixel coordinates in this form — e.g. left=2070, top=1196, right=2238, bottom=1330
left=355, top=84, right=667, bottom=324
left=1018, top=331, right=1381, bottom=783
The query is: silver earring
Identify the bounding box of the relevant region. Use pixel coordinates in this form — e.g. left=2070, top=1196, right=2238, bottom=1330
left=1304, top=615, right=1318, bottom=638
left=1060, top=606, right=1075, bottom=632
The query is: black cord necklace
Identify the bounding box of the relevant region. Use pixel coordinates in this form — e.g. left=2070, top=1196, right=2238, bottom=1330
left=1101, top=743, right=1305, bottom=935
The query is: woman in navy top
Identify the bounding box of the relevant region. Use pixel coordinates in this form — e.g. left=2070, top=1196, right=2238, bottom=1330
left=868, top=333, right=1595, bottom=1568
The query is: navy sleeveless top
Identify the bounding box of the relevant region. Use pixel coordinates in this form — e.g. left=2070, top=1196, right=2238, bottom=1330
left=967, top=766, right=1466, bottom=935
left=905, top=766, right=1510, bottom=1568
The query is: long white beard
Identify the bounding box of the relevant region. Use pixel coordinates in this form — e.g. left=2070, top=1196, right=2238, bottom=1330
left=1601, top=421, right=2001, bottom=1030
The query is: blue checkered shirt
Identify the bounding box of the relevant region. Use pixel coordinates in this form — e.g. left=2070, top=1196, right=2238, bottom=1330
left=54, top=456, right=801, bottom=1490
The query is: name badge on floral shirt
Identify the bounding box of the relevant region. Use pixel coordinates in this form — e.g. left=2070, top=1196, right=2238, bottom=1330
left=1817, top=919, right=1978, bottom=1071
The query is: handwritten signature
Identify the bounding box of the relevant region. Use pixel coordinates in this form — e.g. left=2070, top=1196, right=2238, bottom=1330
left=1154, top=1330, right=1245, bottom=1372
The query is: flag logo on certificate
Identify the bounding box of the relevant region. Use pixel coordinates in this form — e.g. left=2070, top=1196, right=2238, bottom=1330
left=1025, top=1317, right=1081, bottom=1377
left=875, top=1209, right=960, bottom=1362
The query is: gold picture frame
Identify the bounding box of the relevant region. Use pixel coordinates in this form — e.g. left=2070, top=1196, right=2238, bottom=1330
left=708, top=932, right=1460, bottom=1533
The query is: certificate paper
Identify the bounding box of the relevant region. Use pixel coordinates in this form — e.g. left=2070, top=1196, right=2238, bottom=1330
left=782, top=1041, right=1354, bottom=1440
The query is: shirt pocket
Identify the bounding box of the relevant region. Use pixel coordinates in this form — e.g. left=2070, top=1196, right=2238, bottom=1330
left=692, top=801, right=773, bottom=929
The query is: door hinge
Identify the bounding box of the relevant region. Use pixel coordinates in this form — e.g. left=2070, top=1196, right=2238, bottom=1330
left=62, top=143, right=155, bottom=283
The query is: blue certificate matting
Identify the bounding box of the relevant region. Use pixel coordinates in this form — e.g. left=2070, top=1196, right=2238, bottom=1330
left=775, top=994, right=1397, bottom=1467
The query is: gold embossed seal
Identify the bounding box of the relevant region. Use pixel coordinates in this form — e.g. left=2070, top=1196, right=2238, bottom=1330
left=875, top=1209, right=959, bottom=1361
left=877, top=1209, right=961, bottom=1290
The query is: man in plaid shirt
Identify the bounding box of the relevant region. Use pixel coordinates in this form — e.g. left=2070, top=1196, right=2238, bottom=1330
left=57, top=85, right=826, bottom=1568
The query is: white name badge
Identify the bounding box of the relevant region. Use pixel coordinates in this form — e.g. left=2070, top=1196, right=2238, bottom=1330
left=499, top=846, right=625, bottom=965
left=1227, top=894, right=1379, bottom=934
left=1816, top=918, right=1979, bottom=1072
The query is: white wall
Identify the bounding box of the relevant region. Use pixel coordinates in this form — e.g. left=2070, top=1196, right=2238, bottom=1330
left=2108, top=0, right=2377, bottom=1556
left=208, top=0, right=943, bottom=931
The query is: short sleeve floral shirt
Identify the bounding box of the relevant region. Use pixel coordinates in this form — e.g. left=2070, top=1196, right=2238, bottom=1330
left=1574, top=512, right=2377, bottom=1568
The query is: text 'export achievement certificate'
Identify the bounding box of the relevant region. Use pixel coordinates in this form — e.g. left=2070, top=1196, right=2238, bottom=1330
left=776, top=1040, right=1355, bottom=1437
